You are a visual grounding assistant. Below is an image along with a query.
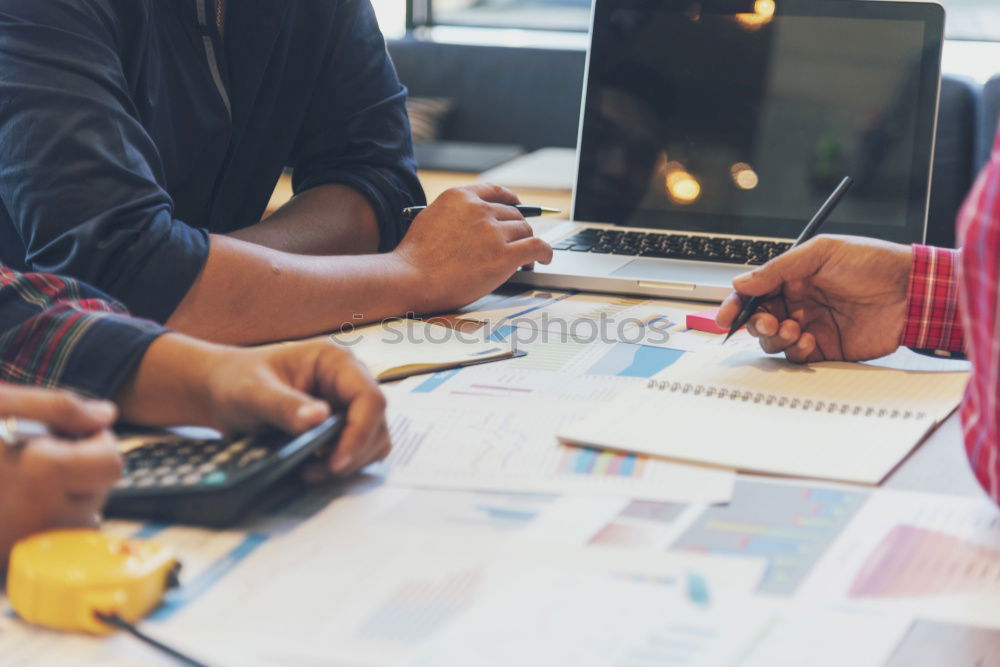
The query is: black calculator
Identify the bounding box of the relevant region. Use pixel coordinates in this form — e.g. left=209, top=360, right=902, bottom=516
left=105, top=415, right=345, bottom=527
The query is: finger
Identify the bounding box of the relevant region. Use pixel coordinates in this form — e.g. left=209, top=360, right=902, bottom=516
left=307, top=352, right=387, bottom=475
left=0, top=385, right=116, bottom=437
left=716, top=293, right=744, bottom=329
left=249, top=375, right=332, bottom=435
left=57, top=431, right=123, bottom=495
left=488, top=202, right=525, bottom=222
left=756, top=318, right=803, bottom=354
left=463, top=183, right=521, bottom=206
left=53, top=496, right=106, bottom=529
left=496, top=218, right=534, bottom=242
left=732, top=236, right=832, bottom=298
left=333, top=416, right=391, bottom=477
left=330, top=387, right=386, bottom=475
left=361, top=419, right=392, bottom=469
left=747, top=312, right=779, bottom=338
left=510, top=236, right=554, bottom=267
left=780, top=331, right=820, bottom=364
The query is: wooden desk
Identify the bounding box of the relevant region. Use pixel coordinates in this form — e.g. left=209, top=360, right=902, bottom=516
left=266, top=171, right=573, bottom=218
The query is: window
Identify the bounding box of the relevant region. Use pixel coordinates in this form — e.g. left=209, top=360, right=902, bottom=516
left=399, top=0, right=1000, bottom=42
left=943, top=0, right=1000, bottom=41
left=415, top=0, right=590, bottom=32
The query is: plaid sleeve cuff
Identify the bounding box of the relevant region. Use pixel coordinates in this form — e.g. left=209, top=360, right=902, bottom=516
left=901, top=244, right=965, bottom=353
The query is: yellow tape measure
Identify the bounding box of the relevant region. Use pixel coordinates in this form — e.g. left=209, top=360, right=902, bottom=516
left=7, top=530, right=180, bottom=636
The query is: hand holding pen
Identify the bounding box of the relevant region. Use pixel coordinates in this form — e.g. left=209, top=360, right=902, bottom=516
left=715, top=175, right=917, bottom=363
left=722, top=176, right=854, bottom=344
left=402, top=204, right=560, bottom=220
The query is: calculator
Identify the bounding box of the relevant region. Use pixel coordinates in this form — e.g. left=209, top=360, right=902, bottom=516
left=105, top=415, right=345, bottom=527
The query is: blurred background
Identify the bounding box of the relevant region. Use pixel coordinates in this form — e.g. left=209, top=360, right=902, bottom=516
left=373, top=0, right=999, bottom=41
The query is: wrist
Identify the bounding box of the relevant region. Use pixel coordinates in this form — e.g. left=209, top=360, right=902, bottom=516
left=900, top=245, right=965, bottom=352
left=384, top=249, right=436, bottom=314
left=115, top=333, right=225, bottom=428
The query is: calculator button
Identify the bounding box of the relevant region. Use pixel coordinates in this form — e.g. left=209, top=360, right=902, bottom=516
left=176, top=464, right=195, bottom=476
left=153, top=466, right=172, bottom=478
left=182, top=473, right=203, bottom=486
left=202, top=471, right=227, bottom=486
left=136, top=478, right=156, bottom=489
left=114, top=477, right=134, bottom=489
left=160, top=474, right=180, bottom=487
left=197, top=462, right=217, bottom=474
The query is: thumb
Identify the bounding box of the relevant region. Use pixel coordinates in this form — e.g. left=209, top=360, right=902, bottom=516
left=253, top=378, right=331, bottom=434
left=732, top=237, right=831, bottom=297
left=0, top=385, right=116, bottom=437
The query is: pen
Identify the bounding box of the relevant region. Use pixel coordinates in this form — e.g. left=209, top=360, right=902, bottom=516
left=0, top=416, right=52, bottom=449
left=723, top=175, right=854, bottom=344
left=400, top=205, right=561, bottom=220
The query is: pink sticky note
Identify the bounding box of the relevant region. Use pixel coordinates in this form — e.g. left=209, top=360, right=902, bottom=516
left=686, top=308, right=728, bottom=335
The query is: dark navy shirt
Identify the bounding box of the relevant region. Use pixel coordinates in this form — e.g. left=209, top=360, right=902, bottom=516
left=0, top=0, right=423, bottom=323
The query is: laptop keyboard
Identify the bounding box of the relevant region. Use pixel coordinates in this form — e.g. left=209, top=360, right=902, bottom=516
left=552, top=228, right=792, bottom=266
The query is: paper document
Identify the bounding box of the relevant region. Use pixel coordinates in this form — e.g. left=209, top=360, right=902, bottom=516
left=331, top=318, right=517, bottom=381
left=379, top=393, right=735, bottom=503
left=409, top=570, right=910, bottom=667
left=560, top=347, right=969, bottom=484
left=154, top=523, right=763, bottom=666
left=800, top=489, right=1000, bottom=628
left=460, top=290, right=740, bottom=351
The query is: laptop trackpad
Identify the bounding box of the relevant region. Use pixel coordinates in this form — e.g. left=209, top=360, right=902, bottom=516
left=611, top=258, right=745, bottom=287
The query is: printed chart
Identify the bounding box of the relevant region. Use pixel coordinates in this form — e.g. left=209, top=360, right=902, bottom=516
left=800, top=490, right=1000, bottom=627
left=382, top=397, right=734, bottom=503
left=671, top=479, right=869, bottom=594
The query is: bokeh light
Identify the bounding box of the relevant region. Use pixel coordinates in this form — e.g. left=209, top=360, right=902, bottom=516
left=731, top=162, right=760, bottom=190
left=664, top=162, right=702, bottom=204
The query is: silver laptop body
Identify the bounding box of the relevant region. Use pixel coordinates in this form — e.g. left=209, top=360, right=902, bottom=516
left=512, top=0, right=945, bottom=302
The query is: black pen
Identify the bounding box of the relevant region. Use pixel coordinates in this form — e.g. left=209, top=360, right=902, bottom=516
left=401, top=204, right=561, bottom=220
left=723, top=175, right=854, bottom=344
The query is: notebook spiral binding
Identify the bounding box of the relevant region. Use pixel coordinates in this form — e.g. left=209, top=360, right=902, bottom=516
left=645, top=380, right=926, bottom=421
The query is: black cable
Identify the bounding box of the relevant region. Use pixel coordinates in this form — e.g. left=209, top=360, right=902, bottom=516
left=94, top=612, right=210, bottom=667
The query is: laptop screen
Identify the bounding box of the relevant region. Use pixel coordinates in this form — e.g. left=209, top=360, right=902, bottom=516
left=573, top=0, right=944, bottom=243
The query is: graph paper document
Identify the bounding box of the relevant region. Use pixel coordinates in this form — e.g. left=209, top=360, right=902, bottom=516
left=560, top=347, right=969, bottom=484
left=378, top=393, right=734, bottom=503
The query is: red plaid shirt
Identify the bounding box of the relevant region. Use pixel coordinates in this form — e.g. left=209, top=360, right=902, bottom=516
left=901, top=128, right=1000, bottom=503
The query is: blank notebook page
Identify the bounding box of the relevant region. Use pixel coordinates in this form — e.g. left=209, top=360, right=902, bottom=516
left=559, top=348, right=970, bottom=484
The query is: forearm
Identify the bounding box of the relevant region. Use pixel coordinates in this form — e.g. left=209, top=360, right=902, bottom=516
left=165, top=234, right=421, bottom=345
left=232, top=183, right=381, bottom=256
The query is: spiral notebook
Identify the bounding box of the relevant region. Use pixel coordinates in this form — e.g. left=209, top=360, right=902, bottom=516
left=558, top=348, right=970, bottom=484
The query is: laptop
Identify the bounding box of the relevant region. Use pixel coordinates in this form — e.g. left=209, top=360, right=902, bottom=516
left=513, top=0, right=945, bottom=301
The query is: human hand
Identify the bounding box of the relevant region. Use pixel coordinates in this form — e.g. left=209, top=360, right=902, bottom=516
left=715, top=235, right=913, bottom=363
left=118, top=337, right=390, bottom=478
left=0, top=385, right=121, bottom=564
left=390, top=184, right=554, bottom=313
